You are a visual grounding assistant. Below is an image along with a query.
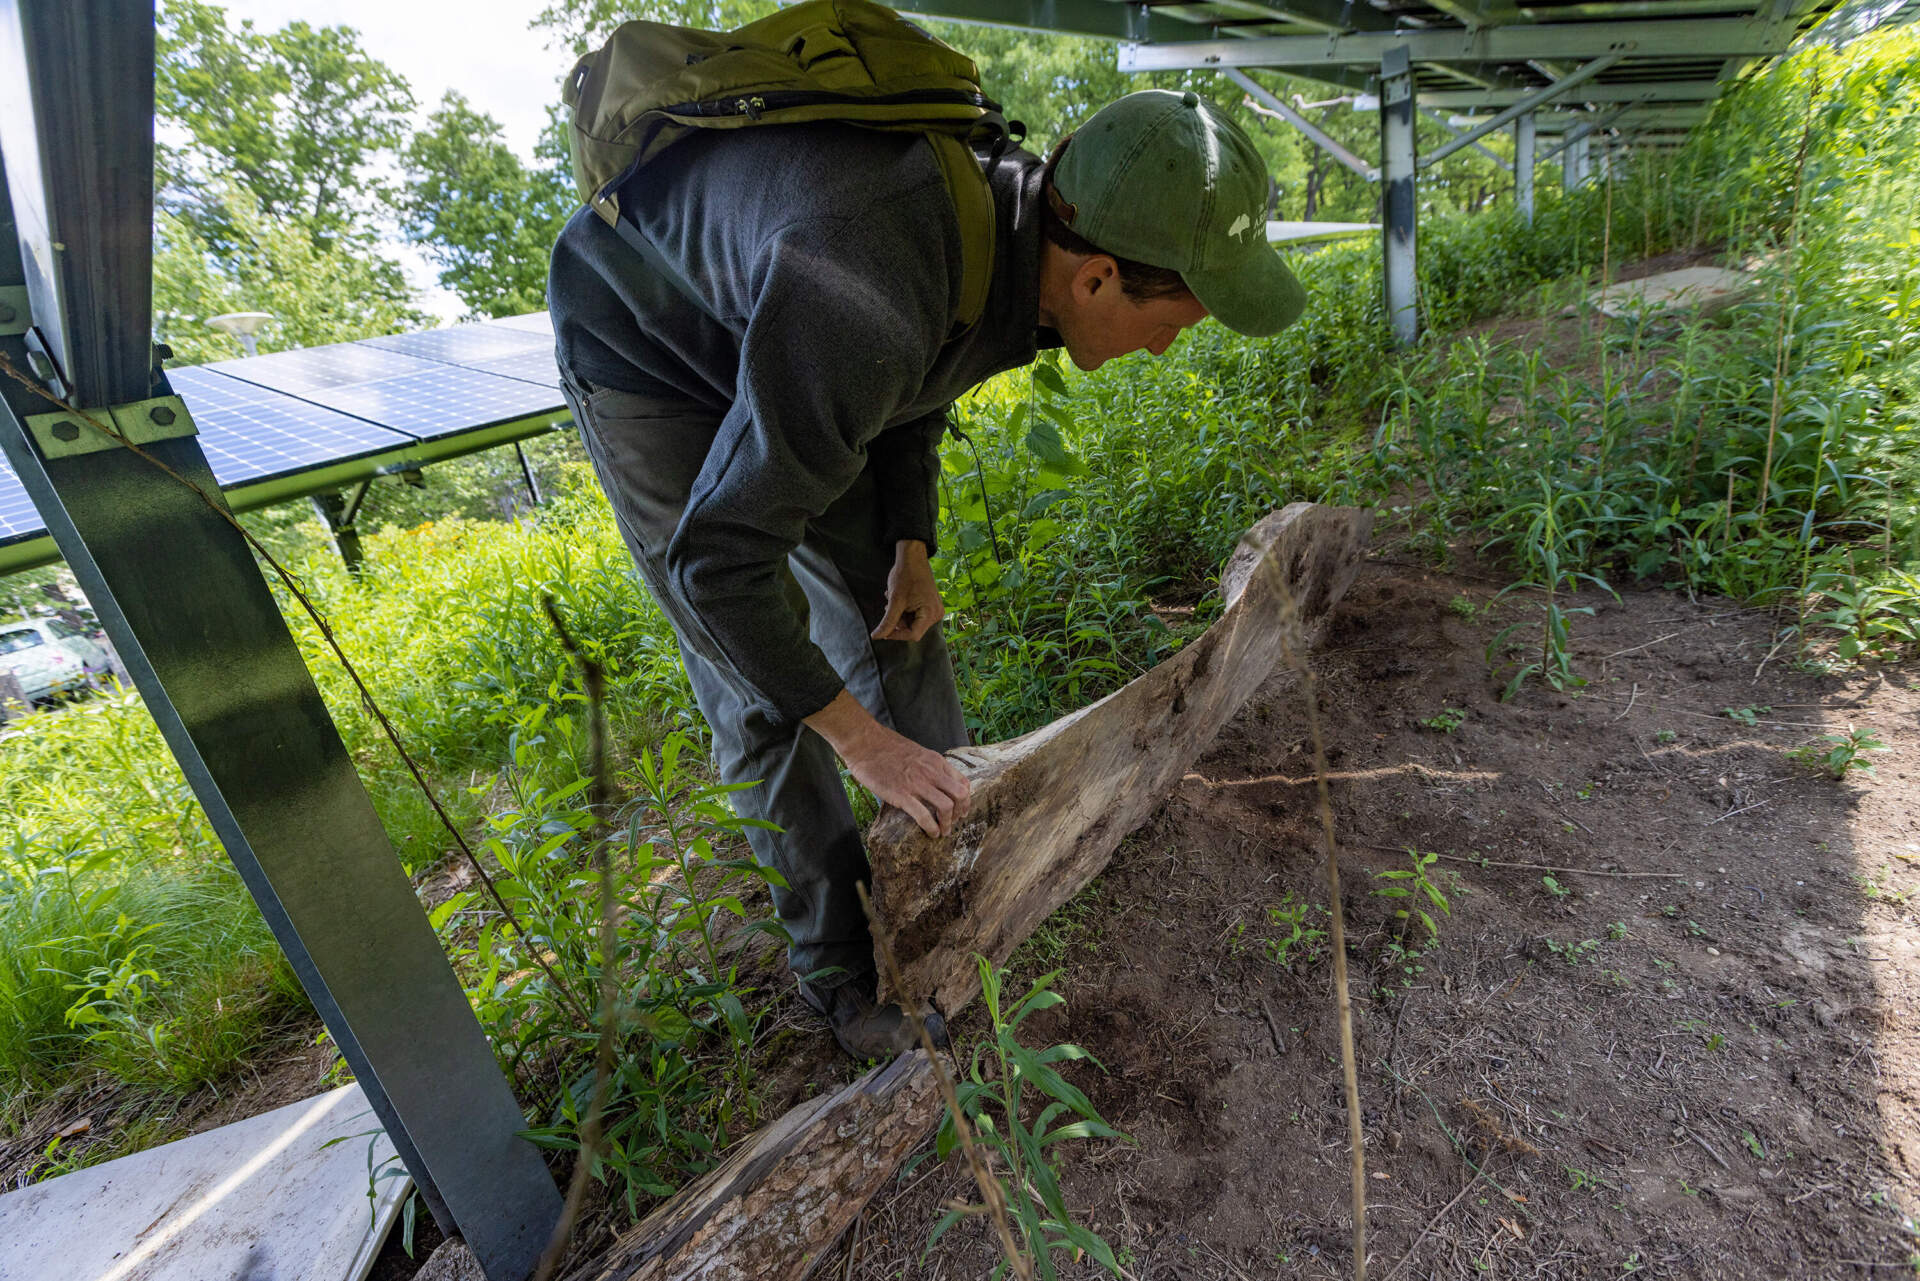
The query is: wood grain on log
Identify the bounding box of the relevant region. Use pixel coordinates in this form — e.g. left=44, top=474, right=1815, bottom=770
left=570, top=503, right=1371, bottom=1281
left=569, top=1053, right=940, bottom=1281
left=870, top=501, right=1371, bottom=1013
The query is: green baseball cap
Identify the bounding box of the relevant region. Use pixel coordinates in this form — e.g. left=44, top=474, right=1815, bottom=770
left=1051, top=89, right=1306, bottom=338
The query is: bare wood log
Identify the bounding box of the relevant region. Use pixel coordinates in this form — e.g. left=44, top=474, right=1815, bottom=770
left=871, top=501, right=1372, bottom=1013
left=568, top=1053, right=941, bottom=1281
left=570, top=502, right=1371, bottom=1281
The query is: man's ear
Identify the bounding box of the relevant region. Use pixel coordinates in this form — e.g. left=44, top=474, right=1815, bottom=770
left=1076, top=254, right=1119, bottom=302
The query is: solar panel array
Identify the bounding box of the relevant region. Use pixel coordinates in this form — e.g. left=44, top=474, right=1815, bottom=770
left=1, top=314, right=565, bottom=546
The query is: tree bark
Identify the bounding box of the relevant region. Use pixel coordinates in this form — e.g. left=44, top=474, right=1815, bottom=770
left=567, top=502, right=1372, bottom=1281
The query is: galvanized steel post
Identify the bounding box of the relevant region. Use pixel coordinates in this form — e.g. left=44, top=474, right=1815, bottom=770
left=1564, top=125, right=1593, bottom=189
left=1515, top=112, right=1537, bottom=224
left=1379, top=47, right=1419, bottom=347
left=0, top=5, right=561, bottom=1276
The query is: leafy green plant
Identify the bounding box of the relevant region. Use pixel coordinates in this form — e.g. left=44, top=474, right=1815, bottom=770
left=1371, top=850, right=1451, bottom=942
left=1256, top=893, right=1328, bottom=970
left=437, top=729, right=785, bottom=1215
left=1788, top=727, right=1885, bottom=780
left=1419, top=706, right=1467, bottom=733
left=1542, top=875, right=1572, bottom=900
left=928, top=958, right=1128, bottom=1280
left=1724, top=705, right=1770, bottom=727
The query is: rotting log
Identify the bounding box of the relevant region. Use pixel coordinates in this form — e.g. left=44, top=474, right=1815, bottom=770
left=871, top=501, right=1372, bottom=1014
left=568, top=502, right=1372, bottom=1281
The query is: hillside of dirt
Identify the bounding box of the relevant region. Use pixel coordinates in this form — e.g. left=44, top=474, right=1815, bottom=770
left=829, top=558, right=1920, bottom=1280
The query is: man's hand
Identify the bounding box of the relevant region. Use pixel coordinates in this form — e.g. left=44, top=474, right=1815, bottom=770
left=805, top=689, right=970, bottom=837
left=871, top=539, right=945, bottom=643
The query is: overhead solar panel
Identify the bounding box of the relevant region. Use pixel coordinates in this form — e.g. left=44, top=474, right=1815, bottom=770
left=167, top=367, right=415, bottom=484
left=363, top=323, right=550, bottom=365
left=489, top=312, right=554, bottom=336
left=205, top=345, right=436, bottom=395
left=316, top=366, right=563, bottom=440
left=3, top=310, right=572, bottom=570
left=0, top=468, right=40, bottom=540
left=467, top=350, right=562, bottom=389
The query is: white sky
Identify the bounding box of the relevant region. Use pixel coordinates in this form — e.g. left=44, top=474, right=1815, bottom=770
left=220, top=0, right=570, bottom=319
left=223, top=0, right=565, bottom=160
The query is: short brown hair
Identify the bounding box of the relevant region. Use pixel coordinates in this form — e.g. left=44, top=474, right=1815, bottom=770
left=1039, top=136, right=1194, bottom=305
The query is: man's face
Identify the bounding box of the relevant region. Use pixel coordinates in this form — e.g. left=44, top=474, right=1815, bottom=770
left=1052, top=259, right=1210, bottom=372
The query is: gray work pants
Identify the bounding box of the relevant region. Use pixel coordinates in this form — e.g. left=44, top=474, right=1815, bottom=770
left=561, top=375, right=968, bottom=986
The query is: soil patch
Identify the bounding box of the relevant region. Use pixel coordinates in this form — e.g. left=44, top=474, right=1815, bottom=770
left=835, top=559, right=1920, bottom=1280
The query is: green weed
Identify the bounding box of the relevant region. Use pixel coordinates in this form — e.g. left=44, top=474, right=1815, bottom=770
left=1788, top=727, right=1885, bottom=779
left=1372, top=850, right=1451, bottom=943
left=927, top=958, right=1128, bottom=1279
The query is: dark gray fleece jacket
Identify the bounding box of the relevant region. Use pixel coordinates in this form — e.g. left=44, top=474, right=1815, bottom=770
left=549, top=123, right=1052, bottom=725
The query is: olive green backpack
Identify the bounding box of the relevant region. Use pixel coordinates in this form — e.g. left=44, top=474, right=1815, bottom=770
left=562, top=0, right=1013, bottom=334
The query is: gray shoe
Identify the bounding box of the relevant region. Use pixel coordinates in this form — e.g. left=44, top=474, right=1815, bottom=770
left=798, top=971, right=948, bottom=1061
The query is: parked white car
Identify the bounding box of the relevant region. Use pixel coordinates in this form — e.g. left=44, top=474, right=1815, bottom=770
left=0, top=618, right=114, bottom=705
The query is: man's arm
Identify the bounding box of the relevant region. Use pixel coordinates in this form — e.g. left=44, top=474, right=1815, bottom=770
left=660, top=188, right=971, bottom=832
left=804, top=686, right=969, bottom=836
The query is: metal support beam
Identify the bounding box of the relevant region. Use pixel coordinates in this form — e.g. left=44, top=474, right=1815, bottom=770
left=1226, top=68, right=1378, bottom=181
left=0, top=6, right=560, bottom=1278
left=1117, top=17, right=1797, bottom=71
left=1380, top=48, right=1419, bottom=347
left=1415, top=80, right=1724, bottom=108
left=1540, top=105, right=1632, bottom=161
left=1418, top=52, right=1622, bottom=168
left=1419, top=107, right=1512, bottom=170
left=885, top=0, right=1200, bottom=42
left=310, top=488, right=367, bottom=575
left=1515, top=111, right=1536, bottom=222
left=514, top=440, right=543, bottom=506
left=1563, top=125, right=1594, bottom=187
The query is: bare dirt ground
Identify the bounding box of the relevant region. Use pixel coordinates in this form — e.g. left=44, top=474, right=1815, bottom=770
left=831, top=557, right=1920, bottom=1280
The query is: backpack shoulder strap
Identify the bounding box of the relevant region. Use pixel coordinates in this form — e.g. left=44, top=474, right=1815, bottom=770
left=924, top=132, right=995, bottom=336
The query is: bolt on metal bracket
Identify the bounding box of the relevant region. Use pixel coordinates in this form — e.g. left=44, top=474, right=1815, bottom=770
left=0, top=285, right=29, bottom=337
left=26, top=395, right=198, bottom=460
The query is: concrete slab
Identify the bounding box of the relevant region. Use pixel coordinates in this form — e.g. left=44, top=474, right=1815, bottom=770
left=1267, top=220, right=1378, bottom=246
left=1583, top=265, right=1751, bottom=320
left=0, top=1085, right=409, bottom=1281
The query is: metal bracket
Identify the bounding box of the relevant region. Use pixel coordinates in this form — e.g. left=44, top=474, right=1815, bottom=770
left=0, top=285, right=28, bottom=337
left=26, top=395, right=197, bottom=460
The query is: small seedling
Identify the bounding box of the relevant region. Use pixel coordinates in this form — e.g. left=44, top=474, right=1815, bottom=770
left=1788, top=727, right=1885, bottom=780
left=1448, top=594, right=1483, bottom=621
left=1372, top=850, right=1451, bottom=941
left=1705, top=1031, right=1727, bottom=1052
left=1742, top=1129, right=1766, bottom=1159
left=1654, top=728, right=1677, bottom=744
left=1419, top=706, right=1468, bottom=733
left=1546, top=937, right=1600, bottom=965
left=1542, top=875, right=1572, bottom=899
left=1723, top=705, right=1771, bottom=727
left=1606, top=921, right=1631, bottom=941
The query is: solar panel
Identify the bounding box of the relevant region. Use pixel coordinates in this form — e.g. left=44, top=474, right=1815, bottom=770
left=205, top=345, right=435, bottom=395
left=467, top=349, right=562, bottom=389
left=1, top=310, right=570, bottom=565
left=362, top=323, right=550, bottom=365
left=167, top=367, right=415, bottom=484
left=0, top=467, right=40, bottom=540
left=316, top=366, right=563, bottom=440
left=489, top=312, right=554, bottom=336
